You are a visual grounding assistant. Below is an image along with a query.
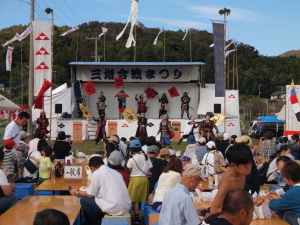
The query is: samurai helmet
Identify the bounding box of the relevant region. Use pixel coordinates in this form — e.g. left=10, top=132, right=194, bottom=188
left=100, top=91, right=104, bottom=94
left=189, top=115, right=195, bottom=121
left=205, top=112, right=214, bottom=118
left=163, top=114, right=169, bottom=119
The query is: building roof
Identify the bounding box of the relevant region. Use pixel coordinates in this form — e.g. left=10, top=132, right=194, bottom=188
left=270, top=91, right=285, bottom=96
left=69, top=62, right=205, bottom=66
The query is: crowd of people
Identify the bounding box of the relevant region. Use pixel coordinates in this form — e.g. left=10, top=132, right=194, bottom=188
left=1, top=112, right=300, bottom=225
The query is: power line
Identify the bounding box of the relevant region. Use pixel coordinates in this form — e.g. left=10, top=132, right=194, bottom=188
left=35, top=1, right=48, bottom=18
left=34, top=8, right=45, bottom=19
left=52, top=0, right=76, bottom=26
left=62, top=0, right=83, bottom=24
left=39, top=0, right=67, bottom=25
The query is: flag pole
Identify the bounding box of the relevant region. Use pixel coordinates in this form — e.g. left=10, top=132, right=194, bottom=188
left=164, top=30, right=166, bottom=62
left=103, top=23, right=106, bottom=62
left=21, top=41, right=23, bottom=106
left=49, top=12, right=54, bottom=139
left=76, top=29, right=79, bottom=62
left=189, top=28, right=192, bottom=62
left=134, top=25, right=137, bottom=62
left=224, top=18, right=227, bottom=132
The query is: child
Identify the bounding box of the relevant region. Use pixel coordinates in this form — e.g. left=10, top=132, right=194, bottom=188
left=210, top=143, right=254, bottom=214
left=267, top=161, right=300, bottom=224
left=127, top=139, right=153, bottom=224
left=1, top=139, right=17, bottom=183
left=31, top=146, right=55, bottom=185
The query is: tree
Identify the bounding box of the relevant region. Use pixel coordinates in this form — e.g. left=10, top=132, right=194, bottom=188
left=218, top=7, right=231, bottom=21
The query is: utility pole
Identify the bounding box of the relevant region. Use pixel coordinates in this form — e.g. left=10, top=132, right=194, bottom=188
left=86, top=37, right=100, bottom=62
left=27, top=0, right=34, bottom=135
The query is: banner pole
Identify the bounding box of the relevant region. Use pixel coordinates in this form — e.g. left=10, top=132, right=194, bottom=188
left=49, top=12, right=54, bottom=139
left=189, top=28, right=192, bottom=62
left=224, top=18, right=227, bottom=132
left=28, top=0, right=34, bottom=135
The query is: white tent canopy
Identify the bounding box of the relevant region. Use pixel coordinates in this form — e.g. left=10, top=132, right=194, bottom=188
left=0, top=94, right=20, bottom=111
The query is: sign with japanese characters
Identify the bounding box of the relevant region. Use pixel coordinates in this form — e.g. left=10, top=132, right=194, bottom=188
left=212, top=23, right=225, bottom=97
left=64, top=166, right=82, bottom=179
left=76, top=65, right=199, bottom=82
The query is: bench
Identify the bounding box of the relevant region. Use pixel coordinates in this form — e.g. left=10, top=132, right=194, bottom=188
left=102, top=213, right=131, bottom=225
left=144, top=205, right=159, bottom=225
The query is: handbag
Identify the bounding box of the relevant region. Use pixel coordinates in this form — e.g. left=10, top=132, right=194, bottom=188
left=24, top=152, right=38, bottom=174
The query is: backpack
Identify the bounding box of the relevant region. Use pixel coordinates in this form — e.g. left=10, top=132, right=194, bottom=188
left=55, top=162, right=64, bottom=177
left=205, top=151, right=224, bottom=173
left=257, top=158, right=276, bottom=184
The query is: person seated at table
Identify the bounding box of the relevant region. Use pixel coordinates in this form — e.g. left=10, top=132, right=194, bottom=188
left=33, top=209, right=70, bottom=225
left=31, top=146, right=55, bottom=185
left=23, top=140, right=48, bottom=183
left=195, top=137, right=208, bottom=162
left=259, top=131, right=276, bottom=159
left=152, top=157, right=182, bottom=211
left=201, top=141, right=224, bottom=176
left=159, top=164, right=206, bottom=225
left=205, top=189, right=254, bottom=225
left=107, top=150, right=129, bottom=186
left=53, top=131, right=72, bottom=162
left=268, top=156, right=292, bottom=197
left=210, top=143, right=253, bottom=215
left=266, top=145, right=295, bottom=184
left=69, top=157, right=131, bottom=225
left=267, top=161, right=300, bottom=225
left=159, top=148, right=170, bottom=162
left=0, top=150, right=17, bottom=214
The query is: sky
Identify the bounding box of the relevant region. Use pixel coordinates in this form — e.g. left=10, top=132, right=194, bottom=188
left=0, top=0, right=299, bottom=56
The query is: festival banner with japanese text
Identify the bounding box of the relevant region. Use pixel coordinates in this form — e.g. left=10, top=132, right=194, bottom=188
left=32, top=21, right=52, bottom=96
left=212, top=23, right=225, bottom=97
left=6, top=47, right=14, bottom=71
left=75, top=65, right=200, bottom=83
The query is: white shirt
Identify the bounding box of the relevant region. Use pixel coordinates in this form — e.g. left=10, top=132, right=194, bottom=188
left=184, top=144, right=197, bottom=159
left=267, top=157, right=279, bottom=182
left=153, top=171, right=181, bottom=203
left=23, top=151, right=42, bottom=179
left=202, top=150, right=224, bottom=175
left=0, top=169, right=9, bottom=185
left=28, top=138, right=40, bottom=154
left=87, top=165, right=131, bottom=216
left=4, top=121, right=20, bottom=146
left=127, top=154, right=153, bottom=177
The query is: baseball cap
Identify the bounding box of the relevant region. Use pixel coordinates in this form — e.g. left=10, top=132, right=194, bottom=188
left=159, top=148, right=170, bottom=156
left=148, top=145, right=159, bottom=154
left=198, top=137, right=206, bottom=144
left=235, top=135, right=252, bottom=146
left=108, top=136, right=119, bottom=143
left=4, top=139, right=15, bottom=148
left=206, top=141, right=216, bottom=149
left=182, top=164, right=207, bottom=181
left=129, top=139, right=141, bottom=148
left=108, top=150, right=123, bottom=166
left=20, top=131, right=28, bottom=140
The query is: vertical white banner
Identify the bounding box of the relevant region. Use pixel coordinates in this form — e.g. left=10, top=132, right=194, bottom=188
left=32, top=21, right=52, bottom=96
left=6, top=46, right=14, bottom=71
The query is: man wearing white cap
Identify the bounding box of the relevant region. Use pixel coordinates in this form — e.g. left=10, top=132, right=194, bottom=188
left=160, top=164, right=206, bottom=225
left=201, top=141, right=224, bottom=175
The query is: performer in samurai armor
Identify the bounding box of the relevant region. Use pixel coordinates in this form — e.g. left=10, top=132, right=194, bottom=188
left=93, top=114, right=107, bottom=144
left=178, top=116, right=199, bottom=145
left=36, top=112, right=50, bottom=135
left=157, top=114, right=174, bottom=148
left=181, top=91, right=191, bottom=119
left=135, top=94, right=147, bottom=114
left=199, top=112, right=219, bottom=139
left=158, top=93, right=168, bottom=118
left=118, top=90, right=126, bottom=119
left=136, top=113, right=148, bottom=137
left=97, top=91, right=106, bottom=116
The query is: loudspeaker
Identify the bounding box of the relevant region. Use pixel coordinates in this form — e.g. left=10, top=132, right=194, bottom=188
left=55, top=104, right=62, bottom=114
left=214, top=104, right=221, bottom=113
left=61, top=112, right=71, bottom=118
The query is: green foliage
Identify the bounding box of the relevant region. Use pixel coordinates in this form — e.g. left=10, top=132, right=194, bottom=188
left=0, top=21, right=299, bottom=104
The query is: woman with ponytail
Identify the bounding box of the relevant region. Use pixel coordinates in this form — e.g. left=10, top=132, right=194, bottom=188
left=267, top=145, right=294, bottom=184
left=127, top=139, right=153, bottom=224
